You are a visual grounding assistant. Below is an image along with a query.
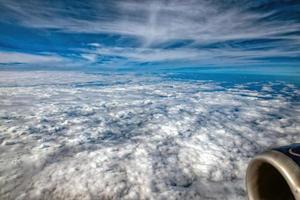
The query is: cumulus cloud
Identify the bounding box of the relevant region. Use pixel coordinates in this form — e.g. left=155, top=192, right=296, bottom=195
left=0, top=72, right=299, bottom=199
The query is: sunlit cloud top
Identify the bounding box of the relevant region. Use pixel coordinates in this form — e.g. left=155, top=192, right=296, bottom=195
left=0, top=0, right=299, bottom=69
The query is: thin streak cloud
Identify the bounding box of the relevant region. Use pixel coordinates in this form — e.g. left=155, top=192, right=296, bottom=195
left=0, top=0, right=299, bottom=67
left=0, top=52, right=66, bottom=64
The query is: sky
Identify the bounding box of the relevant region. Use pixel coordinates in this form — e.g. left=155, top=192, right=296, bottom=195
left=0, top=0, right=300, bottom=71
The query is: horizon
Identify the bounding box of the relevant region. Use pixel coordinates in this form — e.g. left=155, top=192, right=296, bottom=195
left=0, top=0, right=300, bottom=72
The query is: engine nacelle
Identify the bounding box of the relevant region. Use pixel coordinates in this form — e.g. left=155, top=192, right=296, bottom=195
left=246, top=144, right=300, bottom=200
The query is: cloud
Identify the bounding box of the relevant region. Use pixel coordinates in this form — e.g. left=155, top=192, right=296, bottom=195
left=0, top=52, right=67, bottom=64
left=0, top=0, right=299, bottom=67
left=0, top=71, right=299, bottom=199
left=2, top=0, right=299, bottom=44
left=80, top=42, right=300, bottom=65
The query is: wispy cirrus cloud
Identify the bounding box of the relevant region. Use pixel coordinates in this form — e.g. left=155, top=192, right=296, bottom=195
left=2, top=0, right=300, bottom=43
left=79, top=41, right=300, bottom=66
left=0, top=52, right=67, bottom=64
left=0, top=0, right=299, bottom=68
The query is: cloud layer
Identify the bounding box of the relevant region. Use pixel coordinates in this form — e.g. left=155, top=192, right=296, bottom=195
left=0, top=72, right=299, bottom=199
left=0, top=0, right=299, bottom=67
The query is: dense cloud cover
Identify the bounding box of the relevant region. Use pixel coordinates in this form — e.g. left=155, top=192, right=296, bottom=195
left=0, top=72, right=299, bottom=199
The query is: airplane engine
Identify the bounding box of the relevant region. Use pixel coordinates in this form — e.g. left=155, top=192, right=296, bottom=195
left=246, top=144, right=300, bottom=200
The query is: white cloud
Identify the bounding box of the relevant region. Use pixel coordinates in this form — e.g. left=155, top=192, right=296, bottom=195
left=3, top=0, right=299, bottom=44
left=81, top=53, right=98, bottom=62
left=80, top=42, right=300, bottom=64
left=1, top=0, right=299, bottom=66
left=0, top=72, right=299, bottom=199
left=0, top=52, right=66, bottom=64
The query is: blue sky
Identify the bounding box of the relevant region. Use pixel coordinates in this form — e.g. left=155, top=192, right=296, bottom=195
left=0, top=0, right=299, bottom=71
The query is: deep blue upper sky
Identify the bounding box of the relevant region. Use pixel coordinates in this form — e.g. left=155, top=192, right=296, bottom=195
left=0, top=0, right=299, bottom=71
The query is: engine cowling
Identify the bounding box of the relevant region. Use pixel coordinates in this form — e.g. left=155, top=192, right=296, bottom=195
left=246, top=144, right=300, bottom=200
